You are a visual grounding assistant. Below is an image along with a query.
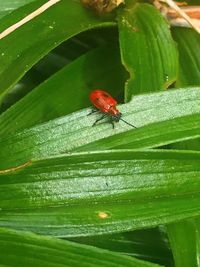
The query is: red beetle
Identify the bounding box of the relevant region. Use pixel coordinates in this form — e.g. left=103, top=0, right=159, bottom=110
left=89, top=89, right=136, bottom=128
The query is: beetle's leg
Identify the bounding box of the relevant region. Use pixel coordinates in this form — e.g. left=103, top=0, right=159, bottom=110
left=92, top=114, right=107, bottom=126
left=87, top=108, right=98, bottom=116
left=111, top=121, right=115, bottom=129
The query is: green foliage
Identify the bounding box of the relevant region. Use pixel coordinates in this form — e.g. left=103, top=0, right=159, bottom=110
left=1, top=149, right=200, bottom=237
left=118, top=3, right=178, bottom=100
left=167, top=220, right=198, bottom=267
left=0, top=0, right=115, bottom=108
left=0, top=44, right=126, bottom=135
left=0, top=228, right=162, bottom=267
left=172, top=28, right=200, bottom=87
left=0, top=0, right=35, bottom=18
left=0, top=0, right=199, bottom=266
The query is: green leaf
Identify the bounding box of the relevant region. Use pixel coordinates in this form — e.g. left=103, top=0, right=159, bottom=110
left=0, top=0, right=115, bottom=109
left=0, top=87, right=199, bottom=169
left=0, top=28, right=109, bottom=112
left=172, top=28, right=200, bottom=87
left=118, top=3, right=178, bottom=101
left=0, top=228, right=161, bottom=267
left=0, top=149, right=200, bottom=237
left=0, top=0, right=35, bottom=19
left=164, top=28, right=200, bottom=267
left=167, top=220, right=198, bottom=267
left=0, top=44, right=126, bottom=136
left=169, top=28, right=200, bottom=151
left=70, top=228, right=173, bottom=267
left=194, top=218, right=200, bottom=262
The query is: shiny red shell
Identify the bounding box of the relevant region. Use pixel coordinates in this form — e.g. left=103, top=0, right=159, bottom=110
left=90, top=90, right=119, bottom=116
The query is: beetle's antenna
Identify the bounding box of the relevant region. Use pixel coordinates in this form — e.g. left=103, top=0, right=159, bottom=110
left=120, top=118, right=137, bottom=128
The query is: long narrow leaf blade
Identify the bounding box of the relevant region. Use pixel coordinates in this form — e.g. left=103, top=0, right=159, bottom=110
left=0, top=228, right=161, bottom=267
left=0, top=87, right=200, bottom=169
left=170, top=28, right=200, bottom=151
left=118, top=3, right=178, bottom=100
left=71, top=228, right=173, bottom=267
left=172, top=28, right=200, bottom=87
left=0, top=150, right=200, bottom=236
left=167, top=220, right=197, bottom=267
left=0, top=0, right=115, bottom=107
left=0, top=0, right=35, bottom=19
left=0, top=44, right=125, bottom=135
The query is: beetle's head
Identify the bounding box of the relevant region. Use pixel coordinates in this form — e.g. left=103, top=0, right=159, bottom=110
left=112, top=112, right=122, bottom=122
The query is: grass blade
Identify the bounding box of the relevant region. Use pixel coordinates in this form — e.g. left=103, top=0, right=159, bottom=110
left=0, top=149, right=200, bottom=236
